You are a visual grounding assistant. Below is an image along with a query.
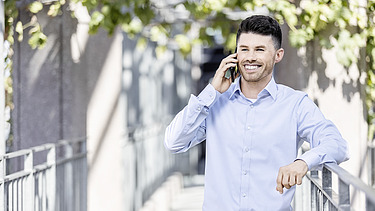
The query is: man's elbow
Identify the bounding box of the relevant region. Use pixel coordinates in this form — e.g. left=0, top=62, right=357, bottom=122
left=164, top=138, right=179, bottom=153
left=337, top=138, right=350, bottom=164
left=164, top=135, right=188, bottom=154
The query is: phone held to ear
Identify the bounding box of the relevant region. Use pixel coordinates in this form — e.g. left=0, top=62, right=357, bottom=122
left=224, top=65, right=236, bottom=82
left=224, top=49, right=237, bottom=83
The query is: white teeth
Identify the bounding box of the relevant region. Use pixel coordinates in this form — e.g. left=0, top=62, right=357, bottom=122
left=245, top=65, right=259, bottom=70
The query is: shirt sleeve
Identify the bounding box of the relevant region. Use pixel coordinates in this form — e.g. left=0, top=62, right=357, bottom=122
left=164, top=84, right=219, bottom=153
left=295, top=95, right=350, bottom=170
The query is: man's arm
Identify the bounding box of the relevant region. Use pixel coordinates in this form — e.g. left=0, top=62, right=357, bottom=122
left=295, top=95, right=349, bottom=168
left=164, top=84, right=217, bottom=153
left=164, top=53, right=238, bottom=153
left=276, top=95, right=349, bottom=194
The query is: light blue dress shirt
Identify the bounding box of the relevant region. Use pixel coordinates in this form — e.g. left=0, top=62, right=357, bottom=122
left=165, top=77, right=349, bottom=211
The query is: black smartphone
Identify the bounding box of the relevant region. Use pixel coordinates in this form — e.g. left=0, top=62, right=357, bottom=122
left=225, top=48, right=238, bottom=82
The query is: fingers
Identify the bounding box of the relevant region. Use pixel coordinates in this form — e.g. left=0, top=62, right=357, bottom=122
left=211, top=53, right=238, bottom=93
left=219, top=54, right=238, bottom=72
left=288, top=172, right=296, bottom=186
left=213, top=62, right=236, bottom=84
left=276, top=172, right=284, bottom=194
left=276, top=170, right=293, bottom=194
left=276, top=161, right=308, bottom=194
left=296, top=173, right=303, bottom=185
left=283, top=174, right=292, bottom=189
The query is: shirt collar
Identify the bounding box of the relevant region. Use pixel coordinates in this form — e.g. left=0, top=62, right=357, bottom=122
left=229, top=78, right=241, bottom=100
left=263, top=77, right=277, bottom=101
left=229, top=76, right=278, bottom=101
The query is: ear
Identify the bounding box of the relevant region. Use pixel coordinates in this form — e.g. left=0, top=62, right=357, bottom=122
left=274, top=48, right=284, bottom=64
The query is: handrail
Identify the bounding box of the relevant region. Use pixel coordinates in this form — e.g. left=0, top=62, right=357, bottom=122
left=0, top=137, right=86, bottom=159
left=324, top=162, right=375, bottom=205
left=0, top=137, right=87, bottom=211
left=295, top=162, right=375, bottom=210
left=295, top=143, right=375, bottom=210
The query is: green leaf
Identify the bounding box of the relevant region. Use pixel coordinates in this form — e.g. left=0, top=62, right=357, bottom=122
left=15, top=21, right=23, bottom=42
left=319, top=38, right=333, bottom=49
left=134, top=4, right=155, bottom=25
left=136, top=37, right=148, bottom=50
left=175, top=34, right=191, bottom=55
left=289, top=30, right=309, bottom=47
left=206, top=0, right=226, bottom=12
left=29, top=2, right=43, bottom=14
left=28, top=31, right=47, bottom=49
left=122, top=17, right=143, bottom=37
left=155, top=45, right=167, bottom=58
left=88, top=11, right=104, bottom=34
left=48, top=2, right=62, bottom=17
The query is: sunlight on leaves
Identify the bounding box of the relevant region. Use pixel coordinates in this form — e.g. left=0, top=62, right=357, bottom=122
left=29, top=2, right=43, bottom=14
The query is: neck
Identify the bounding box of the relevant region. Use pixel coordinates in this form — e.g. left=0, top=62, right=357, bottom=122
left=240, top=76, right=272, bottom=99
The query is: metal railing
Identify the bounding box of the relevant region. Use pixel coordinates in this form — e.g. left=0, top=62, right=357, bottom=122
left=126, top=120, right=185, bottom=210
left=0, top=138, right=87, bottom=211
left=294, top=162, right=375, bottom=211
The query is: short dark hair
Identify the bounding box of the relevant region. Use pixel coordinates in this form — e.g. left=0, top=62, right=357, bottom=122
left=236, top=15, right=282, bottom=49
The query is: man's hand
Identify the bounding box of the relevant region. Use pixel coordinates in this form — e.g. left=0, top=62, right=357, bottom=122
left=211, top=53, right=238, bottom=93
left=276, top=160, right=308, bottom=194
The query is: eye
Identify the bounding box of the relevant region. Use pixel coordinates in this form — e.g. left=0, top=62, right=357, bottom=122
left=241, top=48, right=248, bottom=52
left=256, top=48, right=265, bottom=52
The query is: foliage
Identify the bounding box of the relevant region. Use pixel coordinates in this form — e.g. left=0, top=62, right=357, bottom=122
left=4, top=0, right=375, bottom=140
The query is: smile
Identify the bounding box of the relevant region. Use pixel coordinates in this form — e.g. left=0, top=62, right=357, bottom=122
left=244, top=64, right=261, bottom=71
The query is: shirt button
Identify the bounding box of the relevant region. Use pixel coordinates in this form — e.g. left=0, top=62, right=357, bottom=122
left=242, top=193, right=247, bottom=197
left=243, top=171, right=247, bottom=175
left=244, top=147, right=249, bottom=152
left=197, top=107, right=201, bottom=111
left=250, top=105, right=254, bottom=108
left=247, top=126, right=251, bottom=130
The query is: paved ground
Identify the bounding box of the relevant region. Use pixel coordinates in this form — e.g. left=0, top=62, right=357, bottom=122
left=139, top=174, right=205, bottom=211
left=170, top=175, right=205, bottom=211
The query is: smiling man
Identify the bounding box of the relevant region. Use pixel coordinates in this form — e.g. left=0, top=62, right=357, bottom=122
left=164, top=15, right=349, bottom=210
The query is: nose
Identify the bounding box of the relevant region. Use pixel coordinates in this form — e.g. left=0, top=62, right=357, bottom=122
left=245, top=50, right=257, bottom=62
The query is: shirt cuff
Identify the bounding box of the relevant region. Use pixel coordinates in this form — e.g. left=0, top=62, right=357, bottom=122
left=197, top=84, right=220, bottom=108
left=296, top=151, right=321, bottom=170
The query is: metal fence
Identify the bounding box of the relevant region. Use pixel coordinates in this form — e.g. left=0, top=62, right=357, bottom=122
left=126, top=119, right=199, bottom=211
left=0, top=138, right=87, bottom=211
left=294, top=162, right=375, bottom=211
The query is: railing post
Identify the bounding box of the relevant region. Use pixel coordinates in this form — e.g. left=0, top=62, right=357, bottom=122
left=64, top=142, right=73, bottom=211
left=24, top=150, right=34, bottom=211
left=0, top=156, right=5, bottom=210
left=47, top=145, right=56, bottom=211
left=72, top=142, right=78, bottom=211
left=338, top=178, right=350, bottom=211
left=367, top=197, right=375, bottom=211
left=322, top=167, right=332, bottom=209
left=310, top=170, right=319, bottom=211
left=80, top=140, right=87, bottom=211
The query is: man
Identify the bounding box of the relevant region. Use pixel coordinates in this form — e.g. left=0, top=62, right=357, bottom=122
left=164, top=15, right=349, bottom=210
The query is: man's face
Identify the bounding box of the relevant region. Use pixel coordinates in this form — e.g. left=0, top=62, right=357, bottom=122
left=236, top=32, right=284, bottom=84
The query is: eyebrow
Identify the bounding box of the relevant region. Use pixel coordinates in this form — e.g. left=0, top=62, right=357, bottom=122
left=239, top=45, right=267, bottom=48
